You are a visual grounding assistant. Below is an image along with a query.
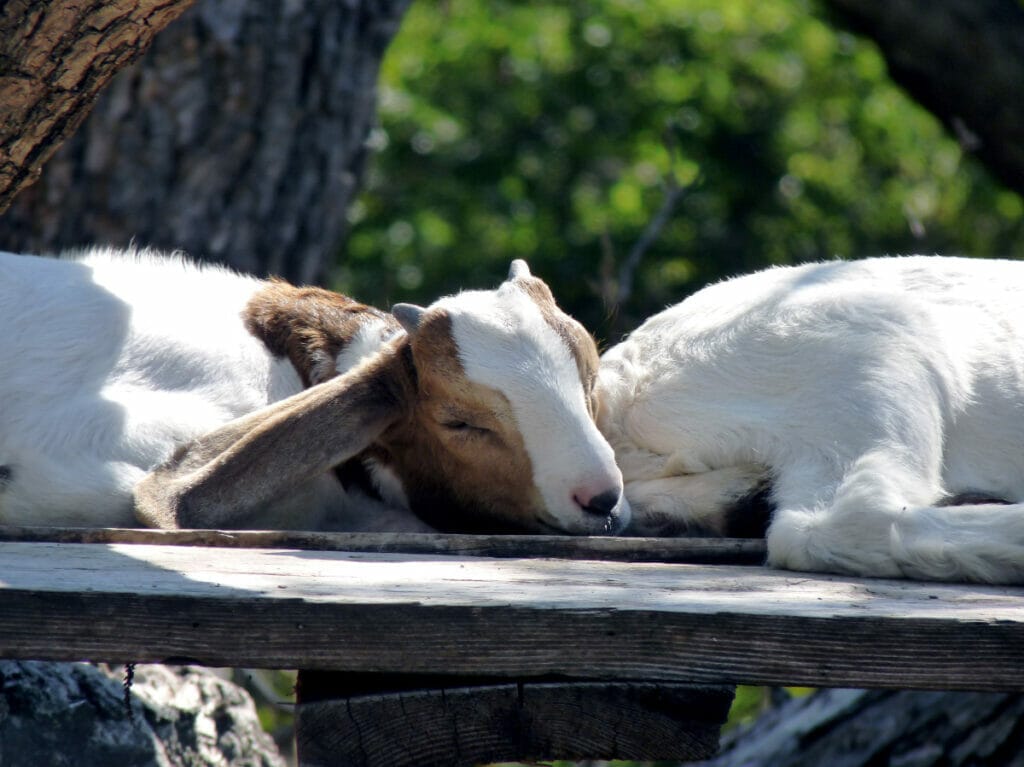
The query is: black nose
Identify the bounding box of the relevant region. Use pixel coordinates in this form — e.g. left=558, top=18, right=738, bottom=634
left=579, top=488, right=621, bottom=516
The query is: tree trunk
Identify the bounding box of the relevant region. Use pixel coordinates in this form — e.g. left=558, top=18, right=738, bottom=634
left=698, top=688, right=1024, bottom=767
left=822, top=0, right=1024, bottom=197
left=0, top=0, right=411, bottom=285
left=0, top=0, right=198, bottom=214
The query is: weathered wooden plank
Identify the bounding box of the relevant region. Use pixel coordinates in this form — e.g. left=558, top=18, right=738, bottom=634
left=0, top=541, right=1022, bottom=690
left=0, top=525, right=767, bottom=564
left=295, top=680, right=733, bottom=767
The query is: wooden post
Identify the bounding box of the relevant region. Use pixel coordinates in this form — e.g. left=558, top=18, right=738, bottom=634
left=295, top=671, right=734, bottom=767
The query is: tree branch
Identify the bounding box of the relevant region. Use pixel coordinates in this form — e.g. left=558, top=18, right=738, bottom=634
left=0, top=0, right=198, bottom=213
left=615, top=177, right=691, bottom=308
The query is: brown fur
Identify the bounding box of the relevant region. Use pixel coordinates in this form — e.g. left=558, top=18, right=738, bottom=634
left=244, top=279, right=399, bottom=387
left=375, top=310, right=546, bottom=532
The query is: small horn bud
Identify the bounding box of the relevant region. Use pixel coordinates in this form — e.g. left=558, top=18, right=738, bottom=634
left=508, top=260, right=532, bottom=281
left=391, top=303, right=426, bottom=333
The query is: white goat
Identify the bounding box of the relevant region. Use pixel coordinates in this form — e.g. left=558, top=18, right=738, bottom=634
left=0, top=248, right=627, bottom=534
left=597, top=256, right=1024, bottom=583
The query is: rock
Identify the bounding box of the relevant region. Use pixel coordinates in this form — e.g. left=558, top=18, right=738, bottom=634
left=0, top=660, right=285, bottom=767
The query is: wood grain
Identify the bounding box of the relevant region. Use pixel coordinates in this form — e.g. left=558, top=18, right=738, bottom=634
left=0, top=0, right=197, bottom=212
left=0, top=541, right=1021, bottom=691
left=296, top=681, right=732, bottom=767
left=0, top=525, right=767, bottom=564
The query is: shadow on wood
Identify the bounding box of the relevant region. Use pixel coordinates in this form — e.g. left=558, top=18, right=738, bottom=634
left=0, top=526, right=768, bottom=565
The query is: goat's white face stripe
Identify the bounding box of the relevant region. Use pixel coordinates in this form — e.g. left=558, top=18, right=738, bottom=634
left=439, top=284, right=623, bottom=529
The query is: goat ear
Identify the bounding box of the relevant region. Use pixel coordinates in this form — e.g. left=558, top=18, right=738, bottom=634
left=133, top=349, right=408, bottom=530
left=391, top=303, right=426, bottom=334
left=508, top=259, right=532, bottom=281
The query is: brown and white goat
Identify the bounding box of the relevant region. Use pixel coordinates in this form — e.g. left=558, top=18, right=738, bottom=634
left=0, top=248, right=627, bottom=534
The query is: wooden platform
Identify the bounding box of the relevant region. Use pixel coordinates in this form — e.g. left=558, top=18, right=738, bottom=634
left=0, top=530, right=1021, bottom=691
left=2, top=528, right=1023, bottom=765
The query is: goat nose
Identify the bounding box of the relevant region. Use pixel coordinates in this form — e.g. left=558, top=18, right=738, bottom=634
left=574, top=487, right=622, bottom=517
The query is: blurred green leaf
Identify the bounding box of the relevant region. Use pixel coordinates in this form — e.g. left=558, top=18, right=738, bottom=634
left=339, top=0, right=1024, bottom=341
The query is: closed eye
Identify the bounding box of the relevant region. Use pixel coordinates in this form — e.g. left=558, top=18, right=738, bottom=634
left=443, top=419, right=491, bottom=435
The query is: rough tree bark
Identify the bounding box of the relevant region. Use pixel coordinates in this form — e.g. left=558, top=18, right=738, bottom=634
left=696, top=688, right=1024, bottom=767
left=0, top=0, right=411, bottom=285
left=0, top=0, right=198, bottom=213
left=822, top=0, right=1024, bottom=197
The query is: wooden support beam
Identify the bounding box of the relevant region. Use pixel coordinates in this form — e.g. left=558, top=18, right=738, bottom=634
left=294, top=677, right=733, bottom=767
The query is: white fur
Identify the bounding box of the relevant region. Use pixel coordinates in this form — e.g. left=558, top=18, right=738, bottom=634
left=440, top=284, right=627, bottom=533
left=0, top=248, right=422, bottom=531
left=334, top=317, right=402, bottom=377
left=598, top=256, right=1024, bottom=583
left=0, top=248, right=329, bottom=526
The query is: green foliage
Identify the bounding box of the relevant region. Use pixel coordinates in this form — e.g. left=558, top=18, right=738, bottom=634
left=339, top=0, right=1024, bottom=341
left=726, top=684, right=773, bottom=731
left=726, top=685, right=815, bottom=731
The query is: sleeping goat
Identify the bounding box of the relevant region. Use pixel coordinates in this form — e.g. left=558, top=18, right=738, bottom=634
left=597, top=256, right=1024, bottom=584
left=0, top=248, right=627, bottom=535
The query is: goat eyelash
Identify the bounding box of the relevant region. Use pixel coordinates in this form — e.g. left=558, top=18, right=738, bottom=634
left=442, top=420, right=487, bottom=433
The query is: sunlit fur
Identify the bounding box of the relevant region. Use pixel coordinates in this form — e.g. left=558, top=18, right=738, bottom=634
left=0, top=247, right=368, bottom=528
left=598, top=256, right=1024, bottom=583
left=1, top=248, right=625, bottom=534
left=433, top=279, right=626, bottom=533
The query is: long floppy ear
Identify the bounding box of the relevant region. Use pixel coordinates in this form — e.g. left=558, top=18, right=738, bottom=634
left=133, top=345, right=411, bottom=529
